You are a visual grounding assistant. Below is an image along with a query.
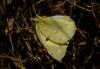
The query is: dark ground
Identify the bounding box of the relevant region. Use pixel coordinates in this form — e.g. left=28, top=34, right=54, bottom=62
left=0, top=0, right=100, bottom=69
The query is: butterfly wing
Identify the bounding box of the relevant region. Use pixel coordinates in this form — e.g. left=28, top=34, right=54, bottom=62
left=36, top=24, right=68, bottom=61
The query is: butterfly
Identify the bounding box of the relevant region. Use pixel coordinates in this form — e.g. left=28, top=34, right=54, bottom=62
left=34, top=15, right=76, bottom=61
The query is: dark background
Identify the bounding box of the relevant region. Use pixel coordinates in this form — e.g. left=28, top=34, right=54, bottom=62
left=0, top=0, right=100, bottom=69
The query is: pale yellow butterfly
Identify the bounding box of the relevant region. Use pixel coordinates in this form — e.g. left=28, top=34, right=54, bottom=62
left=34, top=15, right=76, bottom=61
